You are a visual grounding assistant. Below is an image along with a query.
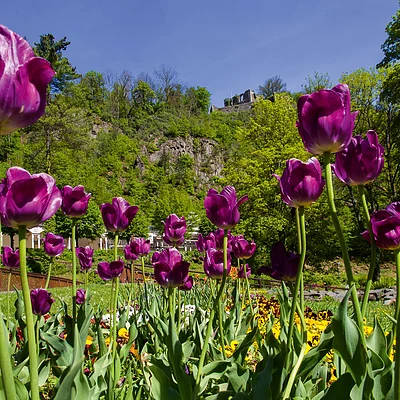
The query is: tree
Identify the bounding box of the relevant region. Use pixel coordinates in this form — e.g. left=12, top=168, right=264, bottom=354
left=184, top=86, right=211, bottom=114
left=258, top=75, right=287, bottom=98
left=154, top=64, right=183, bottom=105
left=33, top=34, right=80, bottom=93
left=377, top=8, right=400, bottom=68
left=302, top=71, right=332, bottom=93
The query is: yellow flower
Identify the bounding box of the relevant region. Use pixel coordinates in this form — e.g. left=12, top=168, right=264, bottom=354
left=105, top=337, right=111, bottom=347
left=118, top=328, right=129, bottom=339
left=85, top=335, right=93, bottom=346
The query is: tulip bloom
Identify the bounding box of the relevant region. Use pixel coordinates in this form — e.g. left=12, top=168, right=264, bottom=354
left=124, top=237, right=151, bottom=260
left=238, top=264, right=251, bottom=279
left=42, top=232, right=66, bottom=257
left=0, top=25, right=55, bottom=135
left=2, top=247, right=19, bottom=268
left=362, top=204, right=400, bottom=250
left=274, top=158, right=325, bottom=208
left=297, top=84, right=358, bottom=155
left=30, top=288, right=55, bottom=316
left=210, top=228, right=233, bottom=251
left=204, top=186, right=248, bottom=230
left=152, top=247, right=190, bottom=288
left=196, top=233, right=216, bottom=253
left=333, top=131, right=384, bottom=186
left=0, top=167, right=62, bottom=229
left=204, top=248, right=231, bottom=279
left=258, top=242, right=300, bottom=282
left=97, top=259, right=125, bottom=281
left=61, top=185, right=91, bottom=218
left=76, top=288, right=86, bottom=305
left=163, top=214, right=187, bottom=246
left=179, top=275, right=194, bottom=291
left=76, top=246, right=94, bottom=271
left=101, top=197, right=138, bottom=232
left=232, top=238, right=256, bottom=260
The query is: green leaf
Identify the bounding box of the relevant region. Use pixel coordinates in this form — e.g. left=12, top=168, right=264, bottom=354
left=38, top=359, right=51, bottom=386
left=250, top=356, right=273, bottom=400
left=324, top=372, right=354, bottom=399
left=148, top=363, right=180, bottom=400
left=226, top=362, right=249, bottom=393
left=331, top=289, right=367, bottom=385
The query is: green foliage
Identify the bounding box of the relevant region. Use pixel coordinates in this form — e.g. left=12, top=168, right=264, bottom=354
left=302, top=71, right=332, bottom=93
left=33, top=34, right=80, bottom=93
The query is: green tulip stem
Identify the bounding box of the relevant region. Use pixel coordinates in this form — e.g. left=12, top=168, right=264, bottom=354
left=18, top=225, right=40, bottom=400
left=6, top=271, right=11, bottom=330
left=193, top=230, right=229, bottom=399
left=129, top=261, right=135, bottom=304
left=71, top=220, right=77, bottom=324
left=295, top=208, right=304, bottom=311
left=84, top=270, right=88, bottom=292
left=111, top=233, right=120, bottom=391
left=358, top=185, right=377, bottom=318
left=238, top=258, right=245, bottom=315
left=168, top=287, right=191, bottom=400
left=244, top=264, right=253, bottom=317
left=287, top=206, right=306, bottom=351
left=323, top=153, right=365, bottom=339
left=36, top=317, right=40, bottom=357
left=45, top=257, right=53, bottom=290
left=0, top=311, right=16, bottom=400
left=217, top=231, right=229, bottom=359
left=282, top=342, right=307, bottom=400
left=394, top=249, right=400, bottom=400
left=141, top=256, right=149, bottom=309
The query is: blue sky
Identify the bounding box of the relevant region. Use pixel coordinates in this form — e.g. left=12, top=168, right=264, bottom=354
left=3, top=0, right=398, bottom=105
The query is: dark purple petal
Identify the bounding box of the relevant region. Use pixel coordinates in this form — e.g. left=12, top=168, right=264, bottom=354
left=2, top=246, right=19, bottom=268
left=30, top=288, right=54, bottom=316
left=0, top=25, right=55, bottom=135
left=297, top=84, right=355, bottom=155
left=76, top=288, right=86, bottom=305
left=61, top=185, right=91, bottom=218
left=43, top=232, right=65, bottom=257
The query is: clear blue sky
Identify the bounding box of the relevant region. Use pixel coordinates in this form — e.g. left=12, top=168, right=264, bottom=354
left=3, top=0, right=398, bottom=105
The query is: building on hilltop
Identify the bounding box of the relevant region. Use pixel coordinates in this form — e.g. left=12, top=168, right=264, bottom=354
left=210, top=89, right=256, bottom=113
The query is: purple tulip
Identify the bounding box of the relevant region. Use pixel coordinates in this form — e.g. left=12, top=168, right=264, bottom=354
left=204, top=248, right=231, bottom=279
left=204, top=186, right=248, bottom=230
left=124, top=237, right=151, bottom=260
left=362, top=204, right=400, bottom=250
left=211, top=228, right=233, bottom=251
left=61, top=185, right=91, bottom=218
left=2, top=247, right=19, bottom=268
left=333, top=131, right=384, bottom=186
left=101, top=197, right=138, bottom=232
left=196, top=233, right=216, bottom=253
left=0, top=25, right=55, bottom=135
left=274, top=158, right=325, bottom=208
left=297, top=84, right=358, bottom=155
left=76, top=246, right=94, bottom=271
left=163, top=214, right=187, bottom=246
left=42, top=232, right=65, bottom=257
left=232, top=238, right=256, bottom=260
left=76, top=288, right=86, bottom=305
left=0, top=167, right=62, bottom=229
left=238, top=264, right=251, bottom=279
left=257, top=242, right=300, bottom=282
left=179, top=275, right=194, bottom=291
left=152, top=247, right=190, bottom=288
left=96, top=259, right=124, bottom=281
left=30, top=288, right=55, bottom=316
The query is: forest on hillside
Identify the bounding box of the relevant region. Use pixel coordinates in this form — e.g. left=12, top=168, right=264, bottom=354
left=3, top=7, right=400, bottom=269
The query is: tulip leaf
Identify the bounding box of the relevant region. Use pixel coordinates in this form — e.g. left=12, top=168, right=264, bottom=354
left=250, top=355, right=273, bottom=400
left=226, top=362, right=249, bottom=392
left=331, top=289, right=367, bottom=385
left=38, top=359, right=51, bottom=387
left=148, top=363, right=180, bottom=400
left=366, top=318, right=392, bottom=369
left=324, top=372, right=354, bottom=399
